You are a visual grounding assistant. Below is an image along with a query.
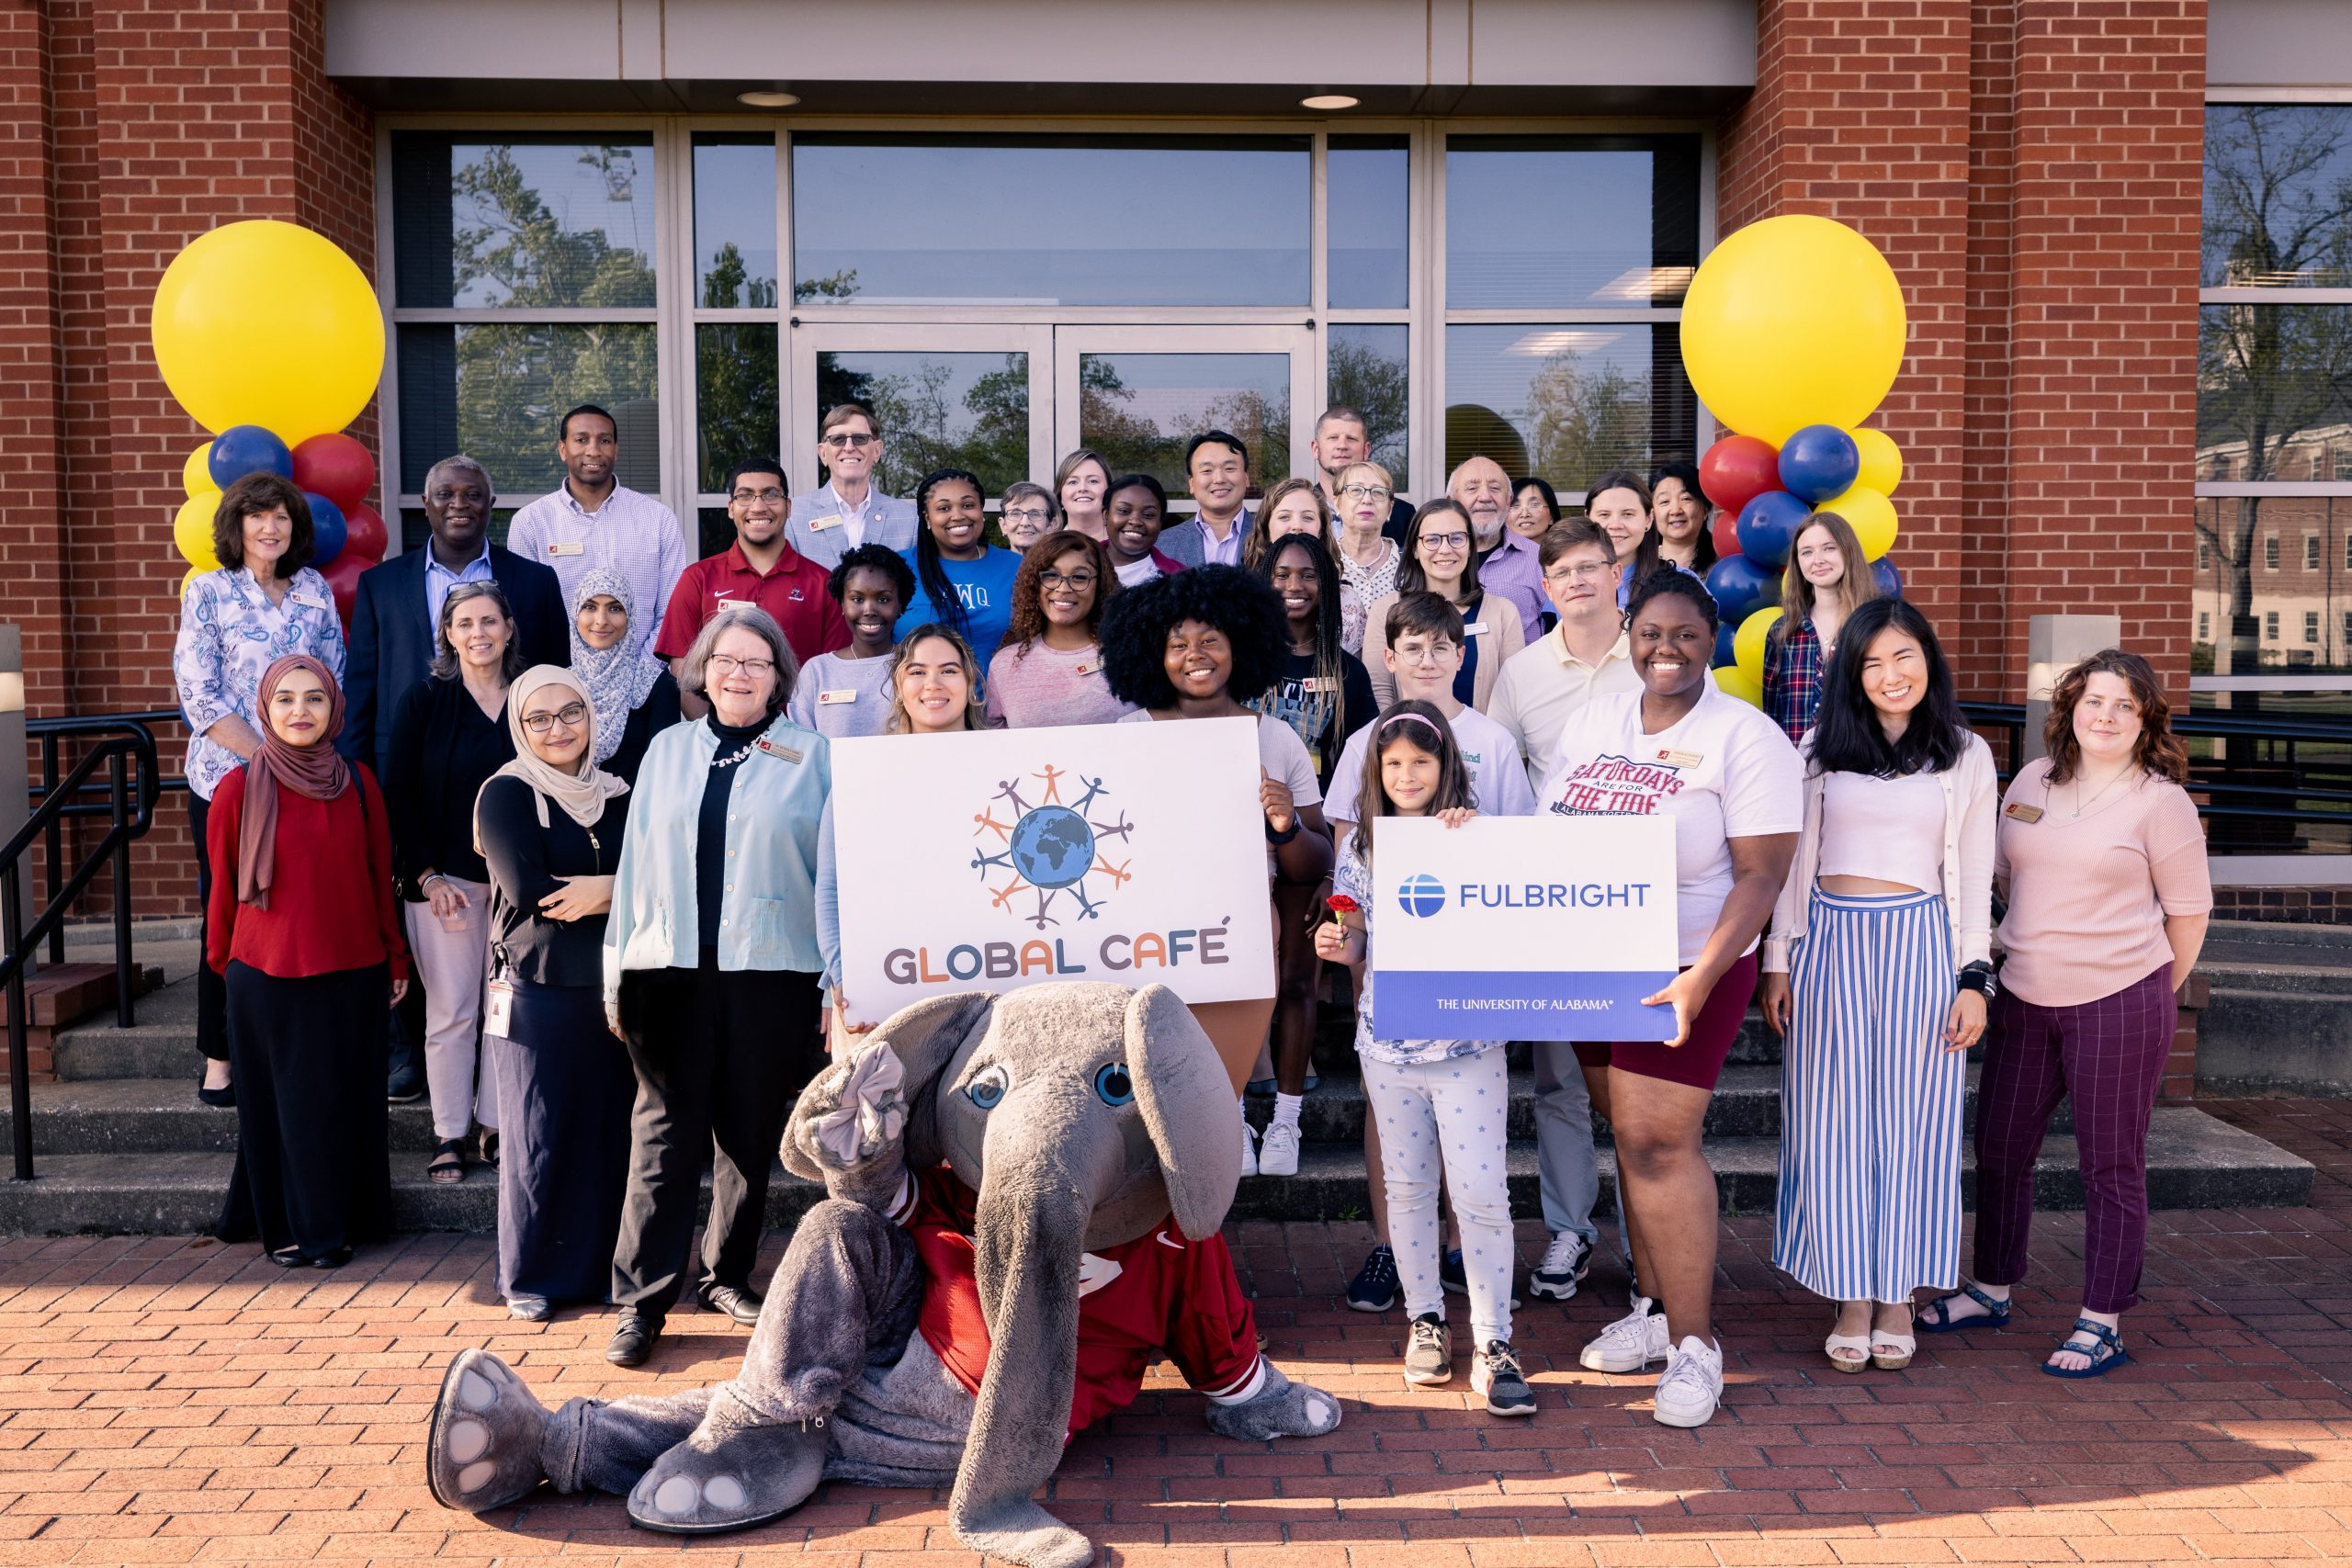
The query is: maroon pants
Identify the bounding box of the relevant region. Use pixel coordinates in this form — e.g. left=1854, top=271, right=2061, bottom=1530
left=1970, top=964, right=2174, bottom=1314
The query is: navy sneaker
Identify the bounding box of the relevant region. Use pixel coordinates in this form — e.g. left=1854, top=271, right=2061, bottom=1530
left=1442, top=1247, right=1521, bottom=1311
left=1345, top=1245, right=1397, bottom=1312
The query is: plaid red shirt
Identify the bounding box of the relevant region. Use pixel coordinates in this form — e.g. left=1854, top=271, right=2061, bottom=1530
left=1762, top=616, right=1823, bottom=745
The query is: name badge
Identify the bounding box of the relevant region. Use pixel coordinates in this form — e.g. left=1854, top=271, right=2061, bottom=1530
left=483, top=978, right=514, bottom=1039
left=808, top=514, right=841, bottom=532
left=756, top=738, right=805, bottom=764
left=1299, top=676, right=1329, bottom=693
left=715, top=596, right=752, bottom=611
left=1463, top=621, right=1489, bottom=637
left=2004, top=802, right=2045, bottom=824
left=548, top=541, right=585, bottom=558
left=1655, top=748, right=1703, bottom=768
left=818, top=688, right=859, bottom=705
left=1076, top=660, right=1102, bottom=677
left=288, top=590, right=331, bottom=611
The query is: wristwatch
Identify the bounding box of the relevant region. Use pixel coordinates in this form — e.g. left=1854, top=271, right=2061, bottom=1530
left=1955, top=960, right=1996, bottom=1000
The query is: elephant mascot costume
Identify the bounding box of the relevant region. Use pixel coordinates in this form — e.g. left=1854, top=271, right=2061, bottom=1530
left=424, top=982, right=1342, bottom=1568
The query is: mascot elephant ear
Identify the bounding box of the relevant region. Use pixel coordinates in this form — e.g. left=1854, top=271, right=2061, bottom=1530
left=866, top=990, right=997, bottom=1170
left=1125, top=983, right=1242, bottom=1242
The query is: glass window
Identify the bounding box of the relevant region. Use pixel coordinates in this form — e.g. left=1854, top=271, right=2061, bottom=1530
left=793, top=134, right=1309, bottom=307
left=2267, top=610, right=2281, bottom=640
left=2203, top=105, right=2352, bottom=289
left=2197, top=496, right=2352, bottom=676
left=1443, top=323, right=1697, bottom=494
left=1328, top=137, right=1408, bottom=309
left=1077, top=353, right=1291, bottom=499
left=2308, top=611, right=2322, bottom=644
left=693, top=134, right=779, bottom=309
left=816, top=351, right=1031, bottom=498
left=396, top=322, right=659, bottom=497
left=391, top=132, right=657, bottom=310
left=697, top=505, right=735, bottom=562
left=696, top=324, right=779, bottom=494
left=2267, top=535, right=2280, bottom=570
left=2199, top=304, right=2352, bottom=484
left=2311, top=535, right=2324, bottom=570
left=1444, top=136, right=1701, bottom=309
left=1327, top=324, right=1409, bottom=492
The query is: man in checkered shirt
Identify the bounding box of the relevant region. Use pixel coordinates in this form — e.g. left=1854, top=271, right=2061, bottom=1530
left=507, top=402, right=690, bottom=663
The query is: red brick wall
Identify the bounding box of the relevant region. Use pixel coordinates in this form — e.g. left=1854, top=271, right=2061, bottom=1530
left=1718, top=0, right=2207, bottom=701
left=0, top=2, right=376, bottom=920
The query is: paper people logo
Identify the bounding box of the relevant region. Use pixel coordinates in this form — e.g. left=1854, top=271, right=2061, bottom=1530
left=1396, top=873, right=1447, bottom=918
left=971, top=763, right=1136, bottom=929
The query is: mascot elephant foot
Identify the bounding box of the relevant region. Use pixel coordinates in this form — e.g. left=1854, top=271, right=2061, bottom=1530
left=1204, top=1362, right=1343, bottom=1443
left=625, top=1389, right=830, bottom=1536
left=952, top=1494, right=1098, bottom=1568
left=425, top=1349, right=552, bottom=1512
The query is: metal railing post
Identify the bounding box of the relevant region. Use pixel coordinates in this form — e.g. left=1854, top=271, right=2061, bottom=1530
left=5, top=861, right=28, bottom=1181
left=40, top=734, right=61, bottom=967
left=110, top=750, right=133, bottom=1028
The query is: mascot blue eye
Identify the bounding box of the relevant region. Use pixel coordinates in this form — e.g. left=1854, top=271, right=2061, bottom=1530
left=1093, top=1063, right=1135, bottom=1107
left=966, top=1065, right=1009, bottom=1110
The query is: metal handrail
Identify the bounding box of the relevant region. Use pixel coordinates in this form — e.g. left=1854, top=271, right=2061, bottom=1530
left=28, top=711, right=182, bottom=966
left=3, top=730, right=160, bottom=1179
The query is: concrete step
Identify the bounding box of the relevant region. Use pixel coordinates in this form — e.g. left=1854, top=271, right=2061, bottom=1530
left=49, top=982, right=206, bottom=1082
left=2198, top=987, right=2352, bottom=1096
left=2196, top=960, right=2352, bottom=998
left=0, top=1108, right=2308, bottom=1236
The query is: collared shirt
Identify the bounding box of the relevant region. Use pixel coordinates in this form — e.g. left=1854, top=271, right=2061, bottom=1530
left=788, top=482, right=920, bottom=570
left=1486, top=625, right=1641, bottom=793
left=422, top=538, right=494, bottom=635
left=652, top=538, right=852, bottom=665
left=1476, top=528, right=1549, bottom=639
left=173, top=564, right=348, bottom=801
left=1196, top=510, right=1247, bottom=567
left=505, top=482, right=689, bottom=660
left=1761, top=616, right=1824, bottom=746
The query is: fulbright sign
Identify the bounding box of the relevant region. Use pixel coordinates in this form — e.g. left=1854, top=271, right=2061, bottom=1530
left=1370, top=815, right=1679, bottom=1042
left=831, top=715, right=1277, bottom=1027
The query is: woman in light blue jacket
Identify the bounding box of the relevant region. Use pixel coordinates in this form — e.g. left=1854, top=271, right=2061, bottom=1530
left=600, top=605, right=831, bottom=1371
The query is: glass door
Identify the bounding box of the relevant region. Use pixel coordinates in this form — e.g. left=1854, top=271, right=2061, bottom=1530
left=786, top=322, right=1053, bottom=507
left=1052, top=326, right=1315, bottom=508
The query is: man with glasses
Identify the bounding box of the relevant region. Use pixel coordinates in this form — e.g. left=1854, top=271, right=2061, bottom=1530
left=656, top=457, right=849, bottom=717
left=1311, top=405, right=1414, bottom=540
left=788, top=403, right=917, bottom=570
left=1487, top=517, right=1643, bottom=1307
left=508, top=403, right=691, bottom=661
left=1159, top=430, right=1254, bottom=568
left=1451, top=455, right=1549, bottom=638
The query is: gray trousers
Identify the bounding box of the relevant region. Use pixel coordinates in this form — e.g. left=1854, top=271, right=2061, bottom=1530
left=1532, top=1041, right=1601, bottom=1243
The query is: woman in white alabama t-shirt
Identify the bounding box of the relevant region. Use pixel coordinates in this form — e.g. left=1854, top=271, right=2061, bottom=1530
left=1534, top=569, right=1801, bottom=1429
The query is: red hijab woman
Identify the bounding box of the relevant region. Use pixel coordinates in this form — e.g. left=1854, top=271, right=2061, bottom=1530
left=208, top=654, right=411, bottom=1268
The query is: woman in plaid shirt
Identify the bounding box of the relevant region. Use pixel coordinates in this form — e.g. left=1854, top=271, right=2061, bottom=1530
left=1762, top=511, right=1881, bottom=745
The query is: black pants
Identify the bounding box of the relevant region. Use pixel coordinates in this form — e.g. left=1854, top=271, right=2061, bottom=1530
left=186, top=793, right=229, bottom=1063
left=609, top=957, right=824, bottom=1315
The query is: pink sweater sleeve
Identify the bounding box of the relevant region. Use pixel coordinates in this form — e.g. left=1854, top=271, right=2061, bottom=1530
left=2145, top=783, right=2214, bottom=917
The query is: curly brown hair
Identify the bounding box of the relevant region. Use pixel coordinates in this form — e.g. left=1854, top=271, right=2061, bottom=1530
left=1001, top=530, right=1115, bottom=657
left=2043, top=648, right=2190, bottom=785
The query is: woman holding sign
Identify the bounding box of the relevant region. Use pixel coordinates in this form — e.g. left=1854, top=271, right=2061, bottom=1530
left=1536, top=569, right=1801, bottom=1428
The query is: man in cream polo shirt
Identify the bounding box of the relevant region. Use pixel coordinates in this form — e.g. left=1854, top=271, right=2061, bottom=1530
left=787, top=402, right=919, bottom=570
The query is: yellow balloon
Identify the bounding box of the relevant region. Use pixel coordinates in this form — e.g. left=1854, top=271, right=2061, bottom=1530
left=1712, top=664, right=1764, bottom=707
left=1815, top=485, right=1898, bottom=561
left=150, top=220, right=384, bottom=443
left=1679, top=215, right=1907, bottom=446
left=1734, top=606, right=1784, bottom=679
left=175, top=491, right=222, bottom=571
left=1850, top=427, right=1902, bottom=496
left=182, top=443, right=214, bottom=498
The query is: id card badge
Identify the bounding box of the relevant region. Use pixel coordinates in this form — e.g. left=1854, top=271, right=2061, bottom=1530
left=483, top=978, right=515, bottom=1039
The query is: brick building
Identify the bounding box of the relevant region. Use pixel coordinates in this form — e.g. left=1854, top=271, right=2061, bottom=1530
left=1, top=0, right=2347, bottom=911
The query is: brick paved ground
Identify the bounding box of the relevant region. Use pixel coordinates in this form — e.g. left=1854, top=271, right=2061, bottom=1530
left=0, top=1097, right=2346, bottom=1568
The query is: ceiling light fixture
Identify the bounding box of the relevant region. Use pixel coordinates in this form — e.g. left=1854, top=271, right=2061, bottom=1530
left=1300, top=94, right=1360, bottom=111
left=738, top=90, right=800, bottom=107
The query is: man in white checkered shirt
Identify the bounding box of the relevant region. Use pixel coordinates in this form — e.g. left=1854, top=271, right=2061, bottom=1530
left=506, top=402, right=690, bottom=662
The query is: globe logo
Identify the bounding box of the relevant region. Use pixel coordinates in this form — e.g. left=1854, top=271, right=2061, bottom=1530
left=1010, top=805, right=1095, bottom=889
left=971, top=763, right=1135, bottom=928
left=1397, top=873, right=1447, bottom=918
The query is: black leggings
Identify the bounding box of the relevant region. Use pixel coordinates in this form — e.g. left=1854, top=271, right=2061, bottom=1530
left=186, top=793, right=230, bottom=1063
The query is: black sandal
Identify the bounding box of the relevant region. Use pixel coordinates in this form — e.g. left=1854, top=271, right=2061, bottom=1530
left=1918, top=1281, right=2011, bottom=1334
left=426, top=1139, right=466, bottom=1185
left=478, top=1128, right=500, bottom=1169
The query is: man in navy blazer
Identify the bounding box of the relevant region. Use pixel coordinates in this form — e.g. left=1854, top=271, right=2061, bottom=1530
left=341, top=455, right=570, bottom=780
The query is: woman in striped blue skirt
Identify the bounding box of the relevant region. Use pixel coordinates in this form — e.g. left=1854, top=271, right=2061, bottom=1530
left=1760, top=598, right=1996, bottom=1373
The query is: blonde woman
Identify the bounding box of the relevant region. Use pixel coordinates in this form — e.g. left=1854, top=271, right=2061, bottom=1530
left=1761, top=510, right=1883, bottom=745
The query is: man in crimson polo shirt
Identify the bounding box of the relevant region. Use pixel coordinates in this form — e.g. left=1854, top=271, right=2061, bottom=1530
left=657, top=456, right=851, bottom=713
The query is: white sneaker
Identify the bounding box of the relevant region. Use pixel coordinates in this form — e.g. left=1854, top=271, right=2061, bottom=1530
left=1238, top=1118, right=1260, bottom=1178
left=1257, top=1121, right=1301, bottom=1178
left=1652, top=1335, right=1724, bottom=1428
left=1526, top=1231, right=1592, bottom=1302
left=1579, top=1296, right=1669, bottom=1373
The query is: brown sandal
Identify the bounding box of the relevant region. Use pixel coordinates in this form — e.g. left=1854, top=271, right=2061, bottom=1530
left=426, top=1139, right=466, bottom=1185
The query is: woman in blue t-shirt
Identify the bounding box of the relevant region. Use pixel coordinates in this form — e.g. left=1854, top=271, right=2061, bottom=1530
left=899, top=468, right=1023, bottom=668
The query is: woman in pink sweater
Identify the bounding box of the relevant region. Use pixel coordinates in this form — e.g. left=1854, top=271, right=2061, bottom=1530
left=1917, top=649, right=2211, bottom=1377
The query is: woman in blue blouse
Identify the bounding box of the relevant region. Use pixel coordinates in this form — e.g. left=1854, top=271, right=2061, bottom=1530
left=898, top=468, right=1023, bottom=668
left=599, top=604, right=831, bottom=1370
left=172, top=473, right=346, bottom=1108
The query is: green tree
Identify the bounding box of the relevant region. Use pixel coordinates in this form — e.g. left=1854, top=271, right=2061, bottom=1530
left=1328, top=333, right=1409, bottom=489
left=1525, top=353, right=1651, bottom=490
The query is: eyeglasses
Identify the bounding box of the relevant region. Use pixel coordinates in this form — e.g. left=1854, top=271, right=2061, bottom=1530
left=1039, top=570, right=1098, bottom=590
left=1339, top=484, right=1392, bottom=502
left=1419, top=531, right=1471, bottom=550
left=520, top=701, right=589, bottom=734
left=428, top=487, right=488, bottom=505
left=822, top=433, right=876, bottom=450
left=1545, top=561, right=1614, bottom=584
left=730, top=487, right=786, bottom=504
left=1004, top=506, right=1052, bottom=524
left=706, top=654, right=777, bottom=678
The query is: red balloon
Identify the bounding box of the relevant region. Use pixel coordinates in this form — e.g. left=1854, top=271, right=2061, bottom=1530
left=341, top=501, right=388, bottom=563
left=1699, top=434, right=1781, bottom=520
left=322, top=549, right=368, bottom=630
left=290, top=433, right=376, bottom=511
left=1710, top=508, right=1745, bottom=560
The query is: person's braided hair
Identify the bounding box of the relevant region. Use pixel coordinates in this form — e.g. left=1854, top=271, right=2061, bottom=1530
left=911, top=467, right=985, bottom=639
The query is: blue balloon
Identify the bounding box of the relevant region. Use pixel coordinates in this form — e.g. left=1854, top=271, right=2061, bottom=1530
left=1872, top=557, right=1903, bottom=599
left=1705, top=552, right=1781, bottom=627
left=1736, top=490, right=1811, bottom=570
left=1777, top=423, right=1861, bottom=504
left=1713, top=622, right=1738, bottom=669
left=207, top=424, right=292, bottom=488
left=305, top=491, right=347, bottom=569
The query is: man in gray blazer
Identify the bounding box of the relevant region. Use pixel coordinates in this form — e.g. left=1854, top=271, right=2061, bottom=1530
left=1156, top=430, right=1254, bottom=569
left=786, top=402, right=919, bottom=570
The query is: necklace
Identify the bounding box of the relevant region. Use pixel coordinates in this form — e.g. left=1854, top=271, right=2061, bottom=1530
left=2068, top=765, right=2133, bottom=818
left=711, top=738, right=761, bottom=771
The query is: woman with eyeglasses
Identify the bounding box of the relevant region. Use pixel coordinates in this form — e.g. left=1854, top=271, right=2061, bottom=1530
left=998, top=481, right=1059, bottom=554
left=899, top=468, right=1024, bottom=668
left=1363, top=499, right=1526, bottom=714
left=472, top=666, right=633, bottom=1322
left=986, top=531, right=1134, bottom=728
left=1332, top=461, right=1404, bottom=657
left=600, top=605, right=831, bottom=1370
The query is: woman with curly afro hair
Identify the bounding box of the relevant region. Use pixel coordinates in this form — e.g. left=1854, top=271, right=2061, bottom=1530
left=1101, top=564, right=1333, bottom=1178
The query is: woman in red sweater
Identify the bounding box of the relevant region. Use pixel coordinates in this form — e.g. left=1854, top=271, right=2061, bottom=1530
left=208, top=654, right=411, bottom=1268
